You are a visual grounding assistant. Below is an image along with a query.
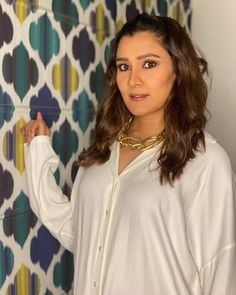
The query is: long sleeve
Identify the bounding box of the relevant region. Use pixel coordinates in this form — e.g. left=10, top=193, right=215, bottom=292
left=200, top=242, right=236, bottom=294
left=187, top=143, right=236, bottom=294
left=199, top=174, right=236, bottom=295
left=24, top=135, right=74, bottom=252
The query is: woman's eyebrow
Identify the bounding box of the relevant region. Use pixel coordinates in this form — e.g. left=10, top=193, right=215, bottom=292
left=116, top=53, right=161, bottom=62
left=137, top=53, right=161, bottom=59
left=115, top=57, right=128, bottom=62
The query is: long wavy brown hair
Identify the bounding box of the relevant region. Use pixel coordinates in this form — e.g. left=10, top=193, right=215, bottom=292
left=79, top=13, right=209, bottom=185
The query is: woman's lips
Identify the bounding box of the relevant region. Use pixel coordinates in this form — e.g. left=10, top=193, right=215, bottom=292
left=129, top=94, right=149, bottom=101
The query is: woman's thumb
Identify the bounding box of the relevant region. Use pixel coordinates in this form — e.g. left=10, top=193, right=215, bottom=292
left=37, top=111, right=43, bottom=121
left=36, top=111, right=48, bottom=135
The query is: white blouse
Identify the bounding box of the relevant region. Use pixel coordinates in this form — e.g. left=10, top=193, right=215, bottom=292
left=24, top=134, right=236, bottom=295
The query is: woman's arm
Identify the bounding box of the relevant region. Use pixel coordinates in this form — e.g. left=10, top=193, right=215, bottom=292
left=23, top=113, right=75, bottom=252
left=187, top=143, right=236, bottom=294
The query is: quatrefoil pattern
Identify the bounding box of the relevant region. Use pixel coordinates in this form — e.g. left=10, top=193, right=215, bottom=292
left=0, top=0, right=191, bottom=293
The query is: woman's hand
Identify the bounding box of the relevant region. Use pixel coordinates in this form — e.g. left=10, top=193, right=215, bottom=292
left=21, top=112, right=51, bottom=145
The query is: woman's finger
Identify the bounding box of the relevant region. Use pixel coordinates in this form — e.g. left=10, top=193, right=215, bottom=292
left=37, top=112, right=51, bottom=137
left=29, top=120, right=39, bottom=137
left=21, top=113, right=51, bottom=145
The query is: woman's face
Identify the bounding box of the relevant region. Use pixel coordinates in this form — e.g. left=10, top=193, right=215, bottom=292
left=116, top=31, right=175, bottom=123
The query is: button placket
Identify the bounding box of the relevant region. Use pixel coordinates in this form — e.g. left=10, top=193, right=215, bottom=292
left=92, top=181, right=118, bottom=294
left=92, top=223, right=106, bottom=292
left=97, top=178, right=120, bottom=294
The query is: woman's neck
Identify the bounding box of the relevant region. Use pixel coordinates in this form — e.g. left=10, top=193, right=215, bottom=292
left=128, top=116, right=165, bottom=140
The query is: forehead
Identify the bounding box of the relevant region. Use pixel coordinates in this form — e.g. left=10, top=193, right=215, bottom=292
left=116, top=31, right=166, bottom=56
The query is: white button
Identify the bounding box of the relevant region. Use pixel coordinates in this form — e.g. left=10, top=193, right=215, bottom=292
left=93, top=281, right=98, bottom=288
left=98, top=245, right=103, bottom=252
left=105, top=209, right=110, bottom=216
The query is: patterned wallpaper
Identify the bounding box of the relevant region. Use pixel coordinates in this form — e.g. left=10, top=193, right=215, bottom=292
left=0, top=0, right=191, bottom=294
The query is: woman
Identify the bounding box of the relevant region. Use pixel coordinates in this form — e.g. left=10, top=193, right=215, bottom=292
left=23, top=13, right=236, bottom=294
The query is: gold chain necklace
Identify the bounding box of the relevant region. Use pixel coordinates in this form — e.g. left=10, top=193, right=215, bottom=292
left=117, top=117, right=164, bottom=152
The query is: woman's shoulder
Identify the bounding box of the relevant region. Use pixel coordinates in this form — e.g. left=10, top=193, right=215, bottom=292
left=202, top=132, right=232, bottom=168
left=188, top=132, right=233, bottom=178
left=177, top=132, right=235, bottom=209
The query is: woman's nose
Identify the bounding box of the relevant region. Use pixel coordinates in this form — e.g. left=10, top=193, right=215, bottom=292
left=128, top=68, right=143, bottom=87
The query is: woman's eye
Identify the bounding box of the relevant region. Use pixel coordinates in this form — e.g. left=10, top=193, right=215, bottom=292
left=143, top=61, right=157, bottom=68
left=117, top=64, right=129, bottom=71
